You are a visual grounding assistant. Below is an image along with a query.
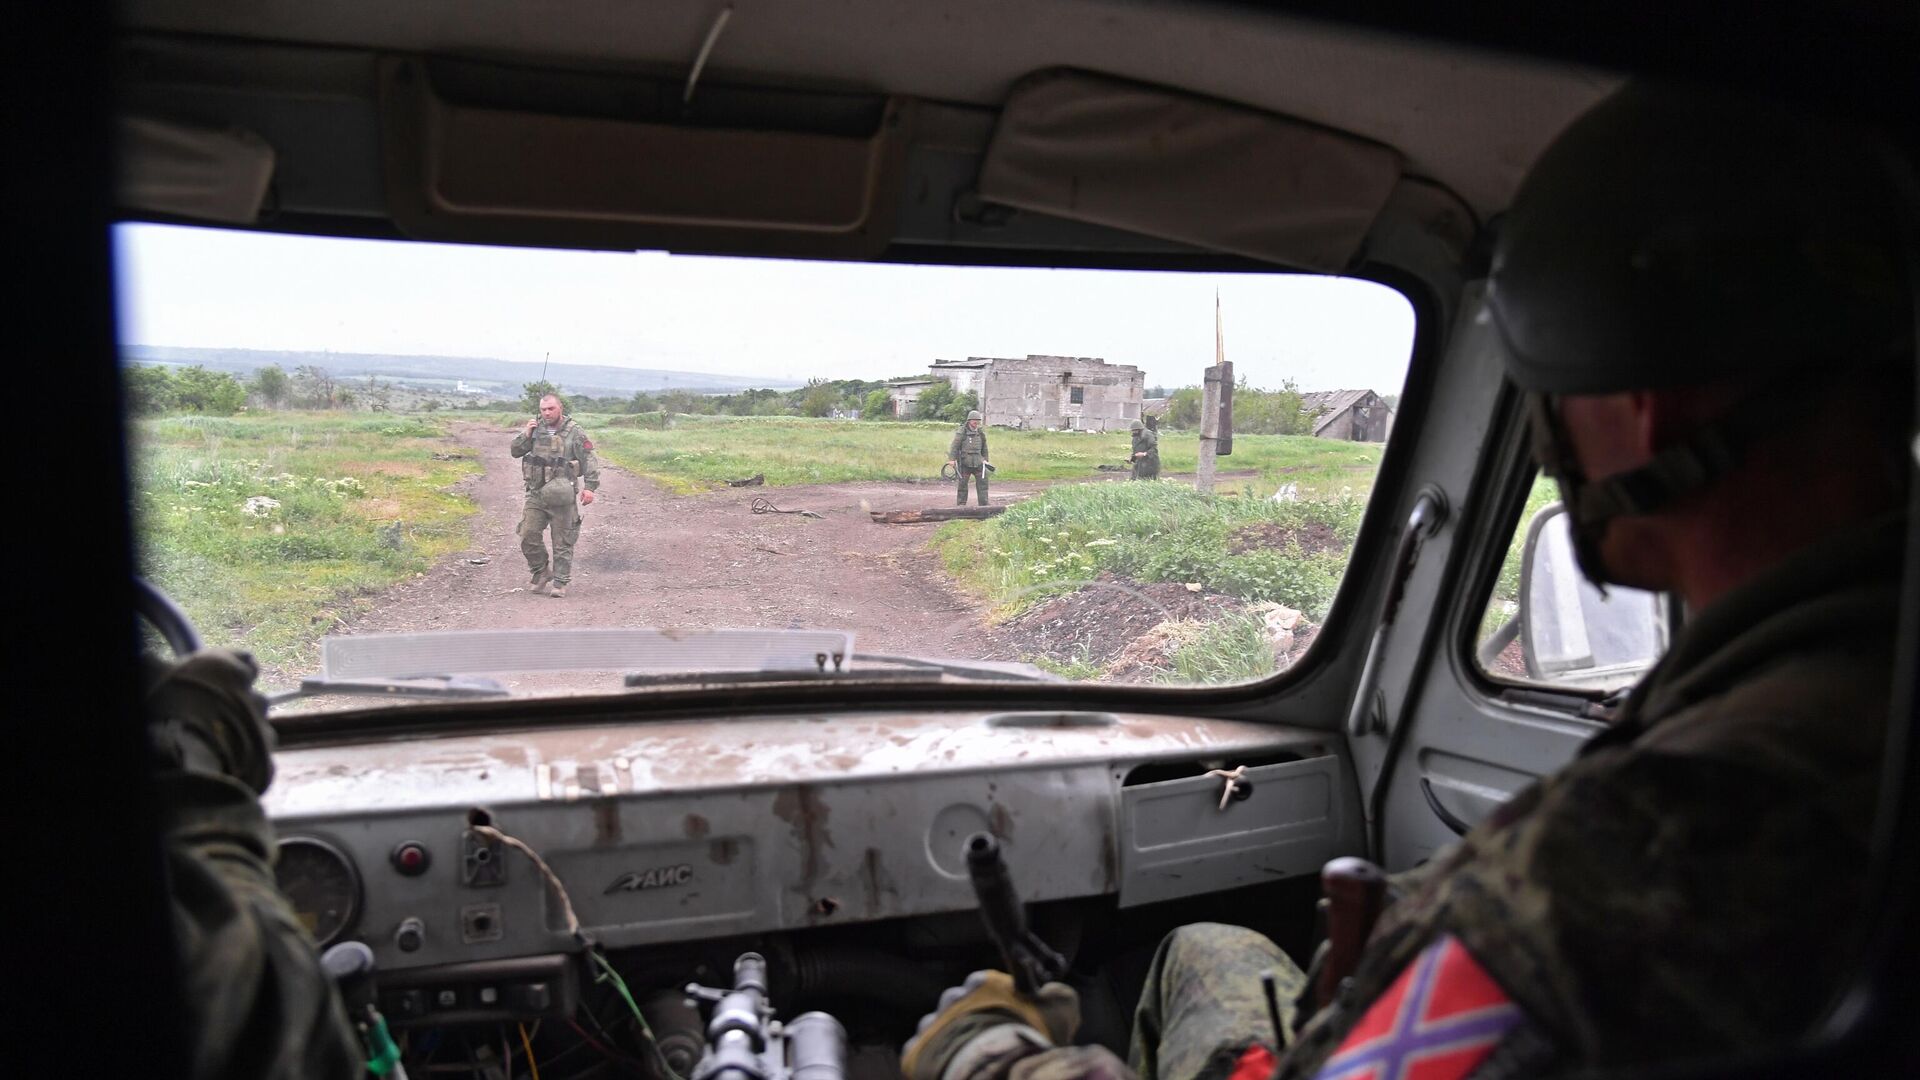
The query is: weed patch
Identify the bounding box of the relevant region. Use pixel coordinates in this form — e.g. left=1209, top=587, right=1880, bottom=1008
left=132, top=412, right=480, bottom=677
left=936, top=480, right=1369, bottom=684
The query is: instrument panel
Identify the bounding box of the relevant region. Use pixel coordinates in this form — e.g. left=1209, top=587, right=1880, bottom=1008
left=266, top=710, right=1361, bottom=992
left=273, top=836, right=361, bottom=946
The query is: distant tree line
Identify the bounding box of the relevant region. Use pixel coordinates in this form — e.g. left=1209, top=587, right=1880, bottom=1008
left=1165, top=377, right=1317, bottom=435
left=123, top=364, right=249, bottom=415
left=125, top=360, right=990, bottom=423
left=123, top=362, right=398, bottom=415
left=522, top=375, right=977, bottom=423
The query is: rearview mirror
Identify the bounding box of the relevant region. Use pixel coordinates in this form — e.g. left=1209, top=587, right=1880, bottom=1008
left=1519, top=503, right=1668, bottom=692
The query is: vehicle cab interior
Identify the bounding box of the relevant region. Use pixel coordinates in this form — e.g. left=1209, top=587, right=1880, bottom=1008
left=13, top=2, right=1917, bottom=1078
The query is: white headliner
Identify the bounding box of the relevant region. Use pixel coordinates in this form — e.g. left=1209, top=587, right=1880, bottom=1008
left=120, top=0, right=1619, bottom=219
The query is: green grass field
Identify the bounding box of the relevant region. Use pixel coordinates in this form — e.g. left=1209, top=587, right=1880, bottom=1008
left=559, top=411, right=1384, bottom=496
left=131, top=407, right=1390, bottom=685
left=932, top=480, right=1367, bottom=620
left=132, top=413, right=480, bottom=674
left=931, top=479, right=1370, bottom=683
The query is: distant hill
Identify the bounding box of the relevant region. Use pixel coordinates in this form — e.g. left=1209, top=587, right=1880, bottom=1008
left=121, top=346, right=797, bottom=397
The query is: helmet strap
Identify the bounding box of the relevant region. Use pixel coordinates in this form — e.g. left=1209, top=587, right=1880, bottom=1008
left=1528, top=379, right=1819, bottom=587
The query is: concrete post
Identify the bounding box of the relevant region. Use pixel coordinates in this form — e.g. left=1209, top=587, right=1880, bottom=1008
left=1198, top=363, right=1223, bottom=493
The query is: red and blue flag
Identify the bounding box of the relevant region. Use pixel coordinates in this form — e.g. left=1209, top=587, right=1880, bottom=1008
left=1311, top=934, right=1522, bottom=1080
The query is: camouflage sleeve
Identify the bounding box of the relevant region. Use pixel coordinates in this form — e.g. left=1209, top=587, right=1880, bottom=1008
left=510, top=428, right=533, bottom=457
left=574, top=427, right=600, bottom=491
left=938, top=1035, right=1134, bottom=1080
left=1006, top=1045, right=1135, bottom=1080
left=982, top=430, right=991, bottom=460
left=951, top=430, right=964, bottom=459
left=159, top=767, right=364, bottom=1080
left=1283, top=747, right=1869, bottom=1075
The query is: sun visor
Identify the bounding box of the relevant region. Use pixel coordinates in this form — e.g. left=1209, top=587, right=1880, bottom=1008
left=115, top=115, right=275, bottom=225
left=979, top=71, right=1403, bottom=271
left=378, top=58, right=910, bottom=257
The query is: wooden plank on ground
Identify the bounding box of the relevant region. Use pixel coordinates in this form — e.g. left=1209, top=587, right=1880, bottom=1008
left=869, top=506, right=1007, bottom=524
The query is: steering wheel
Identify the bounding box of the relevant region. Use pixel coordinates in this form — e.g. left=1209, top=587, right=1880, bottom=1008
left=134, top=577, right=204, bottom=657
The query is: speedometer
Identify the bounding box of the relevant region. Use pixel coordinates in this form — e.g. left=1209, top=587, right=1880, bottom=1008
left=274, top=837, right=361, bottom=946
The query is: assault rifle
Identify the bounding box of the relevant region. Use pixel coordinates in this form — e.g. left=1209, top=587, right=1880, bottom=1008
left=685, top=953, right=846, bottom=1080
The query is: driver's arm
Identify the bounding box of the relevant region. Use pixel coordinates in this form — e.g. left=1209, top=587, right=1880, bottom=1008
left=148, top=651, right=364, bottom=1080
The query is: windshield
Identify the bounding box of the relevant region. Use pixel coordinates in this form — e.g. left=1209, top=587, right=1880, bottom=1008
left=117, top=224, right=1413, bottom=711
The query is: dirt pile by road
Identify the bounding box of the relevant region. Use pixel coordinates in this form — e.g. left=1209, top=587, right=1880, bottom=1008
left=991, top=574, right=1236, bottom=676
left=991, top=571, right=1324, bottom=683
left=1228, top=520, right=1341, bottom=556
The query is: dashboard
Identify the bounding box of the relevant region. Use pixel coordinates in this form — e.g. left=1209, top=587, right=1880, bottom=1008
left=267, top=708, right=1361, bottom=1031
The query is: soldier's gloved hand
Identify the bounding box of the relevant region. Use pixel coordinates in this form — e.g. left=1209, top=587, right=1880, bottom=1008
left=901, top=971, right=1079, bottom=1080
left=145, top=648, right=278, bottom=794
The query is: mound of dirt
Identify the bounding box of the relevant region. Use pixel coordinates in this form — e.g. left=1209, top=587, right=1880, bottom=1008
left=994, top=573, right=1248, bottom=669
left=1229, top=520, right=1342, bottom=556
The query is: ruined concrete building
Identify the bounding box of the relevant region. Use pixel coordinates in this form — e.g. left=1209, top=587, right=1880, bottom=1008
left=929, top=354, right=1145, bottom=431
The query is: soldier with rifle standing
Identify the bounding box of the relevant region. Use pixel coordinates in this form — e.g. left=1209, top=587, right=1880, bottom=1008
left=1129, top=419, right=1160, bottom=480
left=511, top=393, right=599, bottom=598
left=949, top=409, right=992, bottom=506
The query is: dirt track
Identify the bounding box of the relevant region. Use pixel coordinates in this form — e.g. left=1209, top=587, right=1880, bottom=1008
left=335, top=421, right=1047, bottom=693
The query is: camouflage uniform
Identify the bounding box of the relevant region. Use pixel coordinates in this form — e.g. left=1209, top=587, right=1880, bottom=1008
left=938, top=512, right=1904, bottom=1080
left=1130, top=425, right=1160, bottom=480
left=147, top=650, right=365, bottom=1080
left=952, top=423, right=991, bottom=505
left=511, top=415, right=600, bottom=588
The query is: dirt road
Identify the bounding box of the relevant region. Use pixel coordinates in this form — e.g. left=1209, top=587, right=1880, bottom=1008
left=336, top=421, right=1043, bottom=692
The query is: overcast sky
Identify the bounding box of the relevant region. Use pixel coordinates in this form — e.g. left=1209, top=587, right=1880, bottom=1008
left=114, top=223, right=1416, bottom=394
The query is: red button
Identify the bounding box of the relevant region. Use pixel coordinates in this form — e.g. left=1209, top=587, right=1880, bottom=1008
left=391, top=842, right=431, bottom=875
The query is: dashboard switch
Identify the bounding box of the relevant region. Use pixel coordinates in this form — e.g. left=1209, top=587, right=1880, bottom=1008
left=516, top=982, right=552, bottom=1012
left=435, top=989, right=460, bottom=1010
left=394, top=917, right=425, bottom=953
left=390, top=842, right=431, bottom=876
left=477, top=986, right=499, bottom=1006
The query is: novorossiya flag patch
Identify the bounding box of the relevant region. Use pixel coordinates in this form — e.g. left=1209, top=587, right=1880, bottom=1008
left=1311, top=934, right=1522, bottom=1080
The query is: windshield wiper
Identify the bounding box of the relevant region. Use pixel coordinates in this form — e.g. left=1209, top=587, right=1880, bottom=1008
left=849, top=653, right=1060, bottom=682
left=265, top=674, right=514, bottom=707
left=620, top=654, right=1059, bottom=688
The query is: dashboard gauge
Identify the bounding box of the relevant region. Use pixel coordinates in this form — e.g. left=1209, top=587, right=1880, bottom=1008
left=274, top=837, right=361, bottom=946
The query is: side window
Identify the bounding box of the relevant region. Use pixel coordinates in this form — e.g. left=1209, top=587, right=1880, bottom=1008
left=1472, top=470, right=1670, bottom=693
left=1069, top=385, right=1085, bottom=405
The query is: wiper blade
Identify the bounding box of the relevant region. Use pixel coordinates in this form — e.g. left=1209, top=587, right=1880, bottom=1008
left=266, top=674, right=513, bottom=707
left=850, top=653, right=1061, bottom=682
left=622, top=668, right=940, bottom=688
left=619, top=655, right=1060, bottom=689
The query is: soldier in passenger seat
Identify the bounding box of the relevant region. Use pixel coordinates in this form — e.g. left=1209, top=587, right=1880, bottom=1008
left=903, top=79, right=1916, bottom=1080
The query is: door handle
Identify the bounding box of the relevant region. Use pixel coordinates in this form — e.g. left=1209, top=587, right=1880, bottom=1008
left=1419, top=777, right=1473, bottom=836
left=1346, top=489, right=1449, bottom=737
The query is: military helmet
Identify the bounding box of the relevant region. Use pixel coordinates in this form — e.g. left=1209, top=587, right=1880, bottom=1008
left=1130, top=419, right=1144, bottom=431
left=967, top=410, right=983, bottom=421
left=1488, top=81, right=1912, bottom=395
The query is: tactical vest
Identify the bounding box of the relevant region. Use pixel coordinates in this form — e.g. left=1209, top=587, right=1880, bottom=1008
left=955, top=429, right=988, bottom=468
left=524, top=424, right=577, bottom=488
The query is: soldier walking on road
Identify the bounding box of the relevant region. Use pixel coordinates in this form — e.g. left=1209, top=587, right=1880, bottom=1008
left=511, top=393, right=599, bottom=598
left=1129, top=419, right=1160, bottom=479
left=949, top=409, right=991, bottom=505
